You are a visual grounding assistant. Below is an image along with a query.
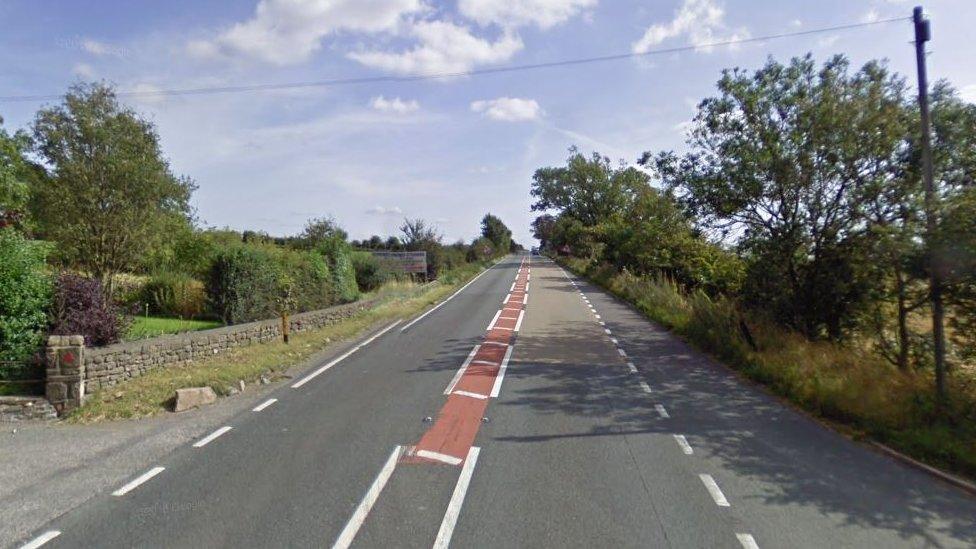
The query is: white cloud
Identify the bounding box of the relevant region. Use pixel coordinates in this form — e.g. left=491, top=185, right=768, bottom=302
left=191, top=0, right=424, bottom=65
left=82, top=39, right=125, bottom=57
left=349, top=21, right=522, bottom=74
left=458, top=0, right=596, bottom=29
left=370, top=95, right=420, bottom=114
left=470, top=97, right=541, bottom=121
left=631, top=0, right=749, bottom=53
left=365, top=205, right=404, bottom=215
left=72, top=63, right=96, bottom=79
left=961, top=84, right=976, bottom=104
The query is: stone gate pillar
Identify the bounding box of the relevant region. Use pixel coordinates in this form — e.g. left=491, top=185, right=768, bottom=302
left=46, top=335, right=86, bottom=414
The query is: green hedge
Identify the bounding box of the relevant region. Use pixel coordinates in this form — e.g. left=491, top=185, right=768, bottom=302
left=0, top=229, right=52, bottom=366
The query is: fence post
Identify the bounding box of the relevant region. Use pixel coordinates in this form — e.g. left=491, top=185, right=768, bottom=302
left=45, top=335, right=86, bottom=415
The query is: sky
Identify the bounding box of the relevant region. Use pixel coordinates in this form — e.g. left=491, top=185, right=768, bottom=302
left=1, top=0, right=975, bottom=246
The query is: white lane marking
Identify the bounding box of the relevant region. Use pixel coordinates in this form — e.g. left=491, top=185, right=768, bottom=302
left=470, top=359, right=499, bottom=367
left=483, top=341, right=508, bottom=348
left=491, top=326, right=514, bottom=332
left=416, top=450, right=463, bottom=466
left=445, top=346, right=480, bottom=395
left=639, top=381, right=652, bottom=394
left=432, top=447, right=481, bottom=549
left=252, top=398, right=277, bottom=412
left=699, top=474, right=730, bottom=507
left=486, top=310, right=502, bottom=330
left=604, top=328, right=612, bottom=335
left=112, top=466, right=165, bottom=497
left=502, top=306, right=521, bottom=312
left=655, top=404, right=670, bottom=418
left=453, top=390, right=488, bottom=400
left=490, top=346, right=515, bottom=397
left=503, top=293, right=512, bottom=303
left=498, top=315, right=519, bottom=321
left=193, top=426, right=232, bottom=448
left=400, top=262, right=499, bottom=331
left=617, top=348, right=627, bottom=357
left=736, top=533, right=760, bottom=549
left=674, top=434, right=693, bottom=455
left=19, top=531, right=61, bottom=549
left=523, top=293, right=528, bottom=305
left=594, top=314, right=601, bottom=319
left=514, top=310, right=525, bottom=332
left=292, top=320, right=401, bottom=388
left=627, top=362, right=638, bottom=373
left=332, top=446, right=403, bottom=549
left=610, top=337, right=618, bottom=345
left=509, top=282, right=515, bottom=291
left=599, top=321, right=606, bottom=326
left=526, top=282, right=530, bottom=292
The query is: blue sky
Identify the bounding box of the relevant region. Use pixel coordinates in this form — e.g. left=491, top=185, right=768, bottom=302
left=2, top=0, right=974, bottom=245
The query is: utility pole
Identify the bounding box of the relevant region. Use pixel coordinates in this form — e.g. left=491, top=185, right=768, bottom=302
left=913, top=6, right=947, bottom=404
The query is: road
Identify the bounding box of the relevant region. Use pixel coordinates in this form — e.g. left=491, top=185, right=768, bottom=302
left=14, top=255, right=976, bottom=548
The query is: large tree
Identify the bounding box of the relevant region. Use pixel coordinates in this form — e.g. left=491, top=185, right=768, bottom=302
left=480, top=213, right=512, bottom=254
left=0, top=117, right=32, bottom=230
left=30, top=83, right=195, bottom=292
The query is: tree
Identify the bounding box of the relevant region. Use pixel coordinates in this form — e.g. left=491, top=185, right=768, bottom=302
left=297, top=216, right=348, bottom=250
left=480, top=213, right=512, bottom=256
left=399, top=218, right=444, bottom=279
left=0, top=117, right=32, bottom=230
left=531, top=214, right=556, bottom=249
left=649, top=55, right=909, bottom=340
left=30, top=83, right=195, bottom=294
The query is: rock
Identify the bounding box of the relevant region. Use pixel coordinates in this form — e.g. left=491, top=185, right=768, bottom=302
left=259, top=375, right=270, bottom=385
left=238, top=380, right=246, bottom=392
left=172, top=387, right=217, bottom=412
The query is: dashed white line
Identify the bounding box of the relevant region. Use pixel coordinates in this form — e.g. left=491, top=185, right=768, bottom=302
left=332, top=446, right=403, bottom=549
left=19, top=530, right=60, bottom=549
left=112, top=466, right=165, bottom=497
left=655, top=404, right=670, bottom=418
left=674, top=434, right=693, bottom=455
left=610, top=337, right=618, bottom=345
left=699, top=474, right=731, bottom=507
left=252, top=398, right=277, bottom=412
left=627, top=361, right=638, bottom=373
left=193, top=426, right=232, bottom=448
left=503, top=293, right=512, bottom=303
left=292, top=320, right=402, bottom=388
left=489, top=346, right=515, bottom=397
left=453, top=390, right=488, bottom=400
left=617, top=348, right=627, bottom=357
left=639, top=381, right=652, bottom=394
left=432, top=447, right=481, bottom=549
left=594, top=314, right=601, bottom=319
left=416, top=449, right=463, bottom=466
left=604, top=328, right=612, bottom=335
left=736, top=533, right=760, bottom=549
left=486, top=310, right=502, bottom=330
left=514, top=310, right=525, bottom=332
left=523, top=293, right=528, bottom=305
left=445, top=346, right=480, bottom=395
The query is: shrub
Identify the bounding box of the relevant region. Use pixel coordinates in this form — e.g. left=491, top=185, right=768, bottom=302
left=351, top=252, right=392, bottom=292
left=50, top=273, right=127, bottom=346
left=0, top=229, right=52, bottom=365
left=141, top=272, right=207, bottom=318
left=317, top=239, right=359, bottom=302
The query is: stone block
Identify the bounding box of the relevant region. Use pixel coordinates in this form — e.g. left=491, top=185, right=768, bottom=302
left=172, top=387, right=217, bottom=412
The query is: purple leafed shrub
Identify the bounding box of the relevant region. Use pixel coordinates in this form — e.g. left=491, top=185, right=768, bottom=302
left=49, top=273, right=127, bottom=346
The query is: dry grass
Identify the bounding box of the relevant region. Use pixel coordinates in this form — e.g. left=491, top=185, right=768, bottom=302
left=67, top=263, right=486, bottom=423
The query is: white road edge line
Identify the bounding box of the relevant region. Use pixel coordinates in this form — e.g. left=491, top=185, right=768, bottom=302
left=699, top=474, right=731, bottom=507
left=490, top=346, right=515, bottom=397
left=252, top=398, right=277, bottom=412
left=400, top=261, right=498, bottom=332
left=193, top=426, right=232, bottom=448
left=292, top=319, right=402, bottom=388
left=486, top=310, right=502, bottom=330
left=453, top=390, right=488, bottom=400
left=445, top=346, right=480, bottom=395
left=112, top=466, right=165, bottom=497
left=604, top=328, right=612, bottom=335
left=674, top=434, right=693, bottom=455
left=655, top=404, right=670, bottom=418
left=639, top=381, right=652, bottom=394
left=19, top=530, right=61, bottom=549
left=617, top=348, right=627, bottom=357
left=736, top=533, right=760, bottom=549
left=523, top=293, right=528, bottom=305
left=416, top=450, right=463, bottom=466
left=627, top=362, right=638, bottom=373
left=503, top=293, right=512, bottom=303
left=332, top=446, right=403, bottom=549
left=432, top=446, right=481, bottom=549
left=514, top=310, right=525, bottom=332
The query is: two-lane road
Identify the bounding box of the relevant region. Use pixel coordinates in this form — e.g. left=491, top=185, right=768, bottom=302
left=16, top=255, right=976, bottom=548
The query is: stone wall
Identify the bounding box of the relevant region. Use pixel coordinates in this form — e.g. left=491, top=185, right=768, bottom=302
left=82, top=298, right=381, bottom=393
left=0, top=396, right=58, bottom=422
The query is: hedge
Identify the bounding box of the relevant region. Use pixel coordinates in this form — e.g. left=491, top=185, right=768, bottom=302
left=0, top=229, right=51, bottom=365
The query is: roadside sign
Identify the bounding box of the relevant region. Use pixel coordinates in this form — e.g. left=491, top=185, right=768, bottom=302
left=371, top=251, right=428, bottom=274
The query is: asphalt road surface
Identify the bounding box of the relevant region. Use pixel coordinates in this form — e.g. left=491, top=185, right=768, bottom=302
left=15, top=255, right=976, bottom=549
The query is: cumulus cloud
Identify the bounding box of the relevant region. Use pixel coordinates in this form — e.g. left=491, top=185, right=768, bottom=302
left=365, top=205, right=404, bottom=215
left=370, top=95, right=420, bottom=114
left=458, top=0, right=596, bottom=29
left=631, top=0, right=749, bottom=53
left=190, top=0, right=424, bottom=65
left=470, top=97, right=541, bottom=121
left=349, top=21, right=522, bottom=74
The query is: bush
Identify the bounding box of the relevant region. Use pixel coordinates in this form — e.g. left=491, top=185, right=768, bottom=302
left=140, top=272, right=206, bottom=318
left=0, top=229, right=52, bottom=364
left=317, top=239, right=359, bottom=302
left=50, top=273, right=127, bottom=346
left=351, top=252, right=392, bottom=292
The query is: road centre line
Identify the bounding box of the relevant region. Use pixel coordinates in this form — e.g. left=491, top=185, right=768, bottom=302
left=523, top=293, right=528, bottom=305
left=193, top=426, right=232, bottom=448
left=483, top=341, right=508, bottom=347
left=416, top=450, right=463, bottom=466
left=674, top=434, right=694, bottom=455
left=655, top=404, right=670, bottom=418
left=18, top=530, right=61, bottom=549
left=292, top=320, right=402, bottom=388
left=490, top=346, right=515, bottom=397
left=470, top=359, right=499, bottom=367
left=453, top=390, right=488, bottom=400
left=432, top=447, right=481, bottom=549
left=400, top=261, right=499, bottom=331
left=252, top=398, right=277, bottom=412
left=639, top=381, right=652, bottom=394
left=486, top=310, right=502, bottom=330
left=444, top=346, right=480, bottom=395
left=627, top=362, right=638, bottom=373
left=514, top=310, right=525, bottom=332
left=112, top=467, right=165, bottom=497
left=503, top=293, right=512, bottom=303
left=605, top=328, right=612, bottom=335
left=611, top=337, right=618, bottom=344
left=699, top=474, right=731, bottom=507
left=332, top=446, right=403, bottom=549
left=736, top=533, right=760, bottom=549
left=617, top=348, right=627, bottom=357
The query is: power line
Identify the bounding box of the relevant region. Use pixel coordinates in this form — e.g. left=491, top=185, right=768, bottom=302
left=0, top=17, right=908, bottom=103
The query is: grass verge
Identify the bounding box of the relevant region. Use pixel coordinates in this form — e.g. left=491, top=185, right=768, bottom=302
left=125, top=316, right=223, bottom=341
left=559, top=256, right=976, bottom=480
left=68, top=261, right=490, bottom=423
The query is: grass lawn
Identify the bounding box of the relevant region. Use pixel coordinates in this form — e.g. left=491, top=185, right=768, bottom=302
left=69, top=261, right=489, bottom=422
left=126, top=316, right=223, bottom=341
